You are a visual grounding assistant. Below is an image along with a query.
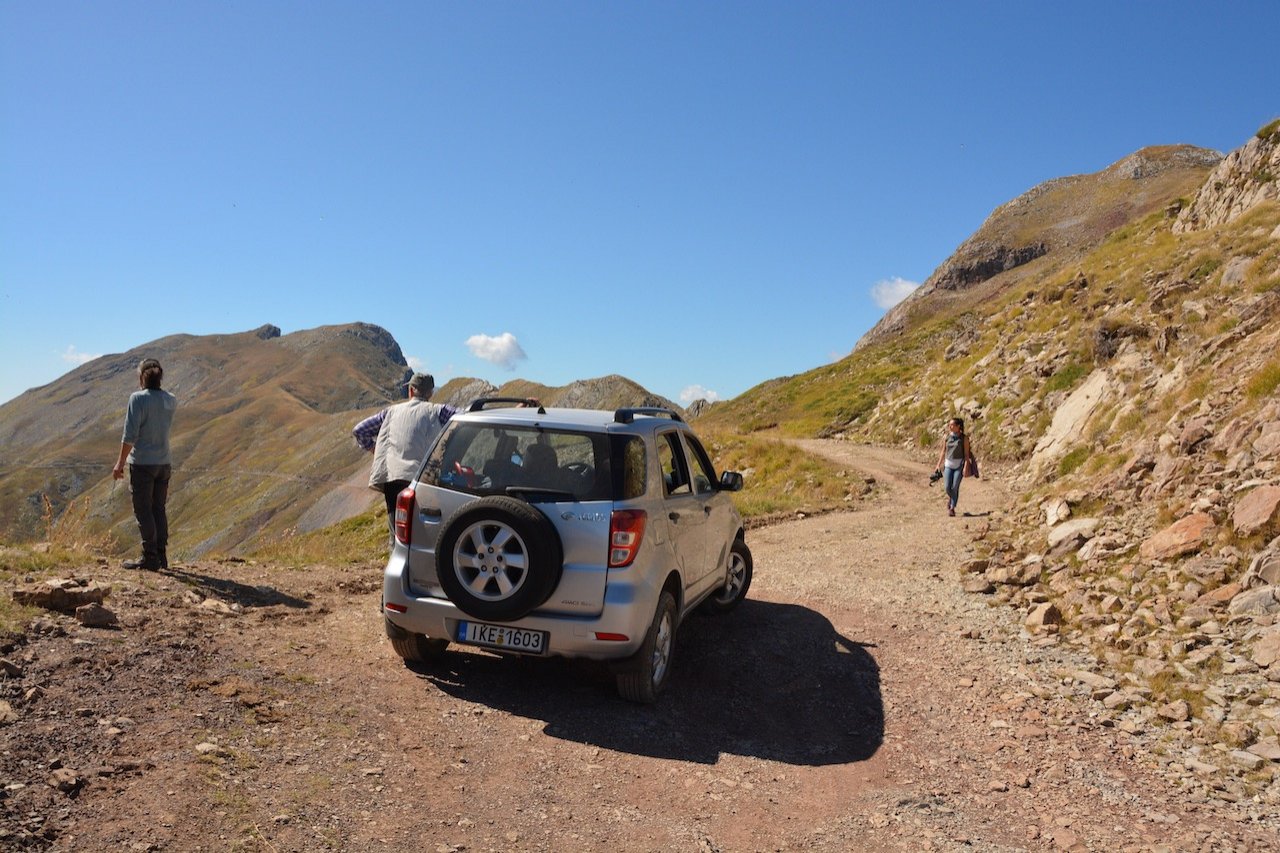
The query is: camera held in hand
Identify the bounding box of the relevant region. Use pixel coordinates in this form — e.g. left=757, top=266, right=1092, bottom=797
left=929, top=469, right=943, bottom=485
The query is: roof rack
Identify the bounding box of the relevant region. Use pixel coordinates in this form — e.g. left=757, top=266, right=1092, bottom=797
left=614, top=407, right=683, bottom=424
left=467, top=397, right=546, bottom=415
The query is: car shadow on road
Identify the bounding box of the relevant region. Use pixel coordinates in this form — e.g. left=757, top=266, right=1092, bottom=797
left=407, top=599, right=883, bottom=766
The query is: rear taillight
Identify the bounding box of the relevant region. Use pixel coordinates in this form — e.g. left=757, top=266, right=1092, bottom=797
left=394, top=488, right=415, bottom=545
left=608, top=510, right=646, bottom=568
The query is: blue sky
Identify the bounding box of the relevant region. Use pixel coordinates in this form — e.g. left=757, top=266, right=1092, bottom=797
left=2, top=2, right=1276, bottom=408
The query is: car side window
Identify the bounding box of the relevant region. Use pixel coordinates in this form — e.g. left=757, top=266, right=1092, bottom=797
left=683, top=433, right=717, bottom=495
left=619, top=436, right=646, bottom=500
left=658, top=431, right=691, bottom=496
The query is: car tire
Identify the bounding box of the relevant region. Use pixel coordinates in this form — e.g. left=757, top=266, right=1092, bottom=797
left=615, top=591, right=677, bottom=704
left=703, top=539, right=753, bottom=614
left=436, top=496, right=563, bottom=622
left=385, top=617, right=448, bottom=663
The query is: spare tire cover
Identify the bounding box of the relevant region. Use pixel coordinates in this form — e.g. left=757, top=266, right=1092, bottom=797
left=435, top=496, right=564, bottom=622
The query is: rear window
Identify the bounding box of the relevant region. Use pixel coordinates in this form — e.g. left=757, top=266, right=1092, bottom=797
left=420, top=422, right=616, bottom=501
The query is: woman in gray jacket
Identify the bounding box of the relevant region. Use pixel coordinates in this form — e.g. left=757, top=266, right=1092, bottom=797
left=934, top=417, right=974, bottom=517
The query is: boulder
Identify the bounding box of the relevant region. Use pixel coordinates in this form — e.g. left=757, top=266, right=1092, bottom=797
left=75, top=602, right=118, bottom=629
left=1232, top=485, right=1280, bottom=537
left=986, top=561, right=1041, bottom=586
left=1193, top=582, right=1242, bottom=610
left=13, top=579, right=111, bottom=613
left=1252, top=627, right=1280, bottom=668
left=47, top=767, right=82, bottom=794
left=1157, top=699, right=1191, bottom=722
left=1047, top=518, right=1100, bottom=557
left=1178, top=417, right=1213, bottom=452
left=1254, top=422, right=1280, bottom=460
left=1043, top=497, right=1072, bottom=525
left=1245, top=545, right=1280, bottom=587
left=1247, top=740, right=1280, bottom=761
left=1212, top=417, right=1254, bottom=456
left=1030, top=369, right=1115, bottom=477
left=1149, top=456, right=1191, bottom=496
left=1025, top=602, right=1062, bottom=633
left=1122, top=445, right=1157, bottom=476
left=1228, top=585, right=1280, bottom=617
left=1139, top=513, right=1216, bottom=561
left=962, top=577, right=995, bottom=595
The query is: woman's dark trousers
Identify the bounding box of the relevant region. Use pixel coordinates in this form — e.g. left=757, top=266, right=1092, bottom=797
left=130, top=464, right=171, bottom=568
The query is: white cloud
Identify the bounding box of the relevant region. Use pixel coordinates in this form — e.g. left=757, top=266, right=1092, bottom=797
left=60, top=345, right=101, bottom=365
left=680, top=384, right=719, bottom=404
left=466, top=332, right=527, bottom=371
left=405, top=355, right=425, bottom=371
left=871, top=277, right=920, bottom=310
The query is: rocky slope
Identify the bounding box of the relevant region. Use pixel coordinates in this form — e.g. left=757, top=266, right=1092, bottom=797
left=700, top=120, right=1280, bottom=802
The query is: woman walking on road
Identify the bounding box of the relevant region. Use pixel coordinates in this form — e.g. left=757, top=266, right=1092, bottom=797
left=934, top=417, right=975, bottom=517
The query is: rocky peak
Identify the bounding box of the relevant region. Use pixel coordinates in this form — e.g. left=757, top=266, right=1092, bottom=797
left=1174, top=120, right=1280, bottom=233
left=856, top=145, right=1220, bottom=353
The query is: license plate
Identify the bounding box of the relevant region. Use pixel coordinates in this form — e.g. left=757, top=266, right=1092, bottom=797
left=456, top=621, right=548, bottom=655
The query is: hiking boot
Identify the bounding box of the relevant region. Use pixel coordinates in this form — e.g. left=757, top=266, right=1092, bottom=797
left=122, top=557, right=160, bottom=571
left=948, top=508, right=956, bottom=517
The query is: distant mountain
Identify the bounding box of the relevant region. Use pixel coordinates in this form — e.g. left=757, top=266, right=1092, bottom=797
left=0, top=323, right=678, bottom=555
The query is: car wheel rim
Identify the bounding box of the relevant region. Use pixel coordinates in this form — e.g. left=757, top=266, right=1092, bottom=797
left=453, top=520, right=529, bottom=602
left=651, top=610, right=672, bottom=685
left=716, top=551, right=745, bottom=603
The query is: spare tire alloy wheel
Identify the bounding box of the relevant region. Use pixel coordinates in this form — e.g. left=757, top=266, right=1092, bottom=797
left=436, top=496, right=563, bottom=622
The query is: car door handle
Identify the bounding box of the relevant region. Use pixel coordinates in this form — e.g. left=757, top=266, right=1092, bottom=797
left=668, top=512, right=680, bottom=522
left=421, top=507, right=443, bottom=519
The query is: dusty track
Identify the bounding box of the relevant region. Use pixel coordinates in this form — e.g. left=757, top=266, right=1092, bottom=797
left=2, top=442, right=1275, bottom=851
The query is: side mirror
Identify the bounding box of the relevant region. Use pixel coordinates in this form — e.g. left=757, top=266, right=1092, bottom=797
left=719, top=471, right=744, bottom=492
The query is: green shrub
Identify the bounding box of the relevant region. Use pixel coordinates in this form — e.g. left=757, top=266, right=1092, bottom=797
left=1188, top=255, right=1221, bottom=281
left=1045, top=363, right=1088, bottom=393
left=1257, top=118, right=1280, bottom=141
left=1058, top=447, right=1090, bottom=478
left=1247, top=359, right=1280, bottom=400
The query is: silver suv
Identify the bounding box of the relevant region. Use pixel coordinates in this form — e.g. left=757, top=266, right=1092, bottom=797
left=382, top=399, right=752, bottom=703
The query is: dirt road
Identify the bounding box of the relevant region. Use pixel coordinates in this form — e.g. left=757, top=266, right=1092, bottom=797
left=2, top=442, right=1275, bottom=851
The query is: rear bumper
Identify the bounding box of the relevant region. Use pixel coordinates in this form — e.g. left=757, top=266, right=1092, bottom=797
left=382, top=555, right=655, bottom=661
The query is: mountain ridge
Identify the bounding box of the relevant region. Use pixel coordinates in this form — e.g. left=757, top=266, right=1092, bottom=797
left=0, top=324, right=680, bottom=554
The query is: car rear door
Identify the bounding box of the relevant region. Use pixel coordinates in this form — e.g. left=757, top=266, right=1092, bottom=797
left=655, top=429, right=717, bottom=600
left=682, top=431, right=737, bottom=592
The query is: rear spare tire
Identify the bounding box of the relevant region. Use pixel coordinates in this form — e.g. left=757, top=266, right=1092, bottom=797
left=436, top=496, right=563, bottom=622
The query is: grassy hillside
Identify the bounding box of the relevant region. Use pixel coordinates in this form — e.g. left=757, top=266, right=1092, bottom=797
left=699, top=198, right=1279, bottom=467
